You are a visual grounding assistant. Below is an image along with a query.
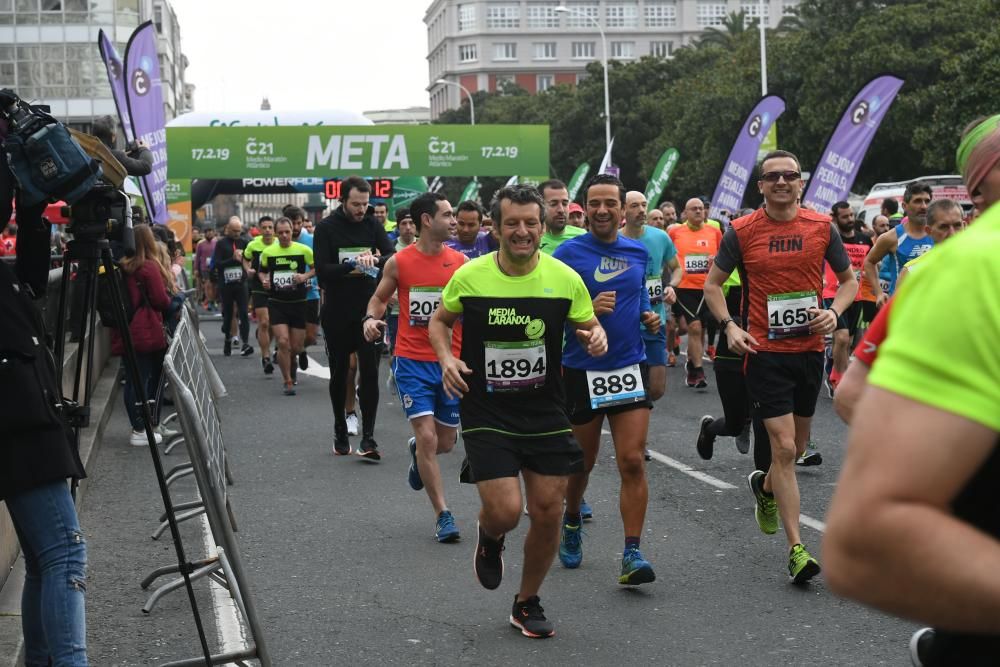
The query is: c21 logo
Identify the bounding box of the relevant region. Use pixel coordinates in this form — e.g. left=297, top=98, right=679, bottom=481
left=131, top=68, right=150, bottom=96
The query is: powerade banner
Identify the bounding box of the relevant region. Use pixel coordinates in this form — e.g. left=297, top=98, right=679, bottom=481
left=710, top=95, right=786, bottom=216
left=97, top=30, right=132, bottom=142
left=122, top=21, right=168, bottom=225
left=166, top=125, right=549, bottom=179
left=644, top=148, right=679, bottom=211
left=803, top=75, right=904, bottom=212
left=567, top=162, right=590, bottom=201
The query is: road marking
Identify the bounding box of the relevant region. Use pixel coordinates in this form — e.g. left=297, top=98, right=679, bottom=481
left=646, top=450, right=736, bottom=490
left=645, top=449, right=826, bottom=532
left=298, top=354, right=330, bottom=380
left=199, top=515, right=246, bottom=652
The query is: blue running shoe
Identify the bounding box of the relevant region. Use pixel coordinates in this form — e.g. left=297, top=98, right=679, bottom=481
left=580, top=499, right=593, bottom=521
left=407, top=437, right=423, bottom=491
left=619, top=547, right=656, bottom=585
left=435, top=510, right=460, bottom=543
left=558, top=522, right=583, bottom=568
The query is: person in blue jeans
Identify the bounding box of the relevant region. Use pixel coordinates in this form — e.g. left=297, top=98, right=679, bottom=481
left=0, top=209, right=89, bottom=665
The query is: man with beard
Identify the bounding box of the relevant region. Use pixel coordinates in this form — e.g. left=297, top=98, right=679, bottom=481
left=538, top=179, right=586, bottom=255
left=314, top=176, right=395, bottom=458
left=445, top=200, right=496, bottom=258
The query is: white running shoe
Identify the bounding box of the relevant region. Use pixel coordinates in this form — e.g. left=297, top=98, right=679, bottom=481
left=130, top=430, right=164, bottom=446
left=345, top=412, right=360, bottom=436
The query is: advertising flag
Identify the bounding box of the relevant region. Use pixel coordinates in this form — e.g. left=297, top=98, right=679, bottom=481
left=504, top=175, right=519, bottom=187
left=97, top=30, right=133, bottom=142
left=643, top=148, right=679, bottom=211
left=802, top=75, right=905, bottom=212
left=458, top=178, right=480, bottom=203
left=709, top=95, right=786, bottom=217
left=598, top=138, right=615, bottom=175
left=122, top=21, right=168, bottom=225
left=567, top=162, right=590, bottom=201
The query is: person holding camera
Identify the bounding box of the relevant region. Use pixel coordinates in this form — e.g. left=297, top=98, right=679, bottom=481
left=1, top=222, right=89, bottom=665
left=111, top=224, right=172, bottom=446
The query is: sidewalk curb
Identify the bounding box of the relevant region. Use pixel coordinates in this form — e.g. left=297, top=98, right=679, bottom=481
left=0, top=358, right=120, bottom=667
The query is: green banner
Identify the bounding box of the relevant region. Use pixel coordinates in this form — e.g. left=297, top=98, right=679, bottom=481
left=757, top=124, right=778, bottom=162
left=643, top=148, right=679, bottom=211
left=166, top=125, right=550, bottom=179
left=458, top=178, right=480, bottom=203
left=567, top=162, right=590, bottom=201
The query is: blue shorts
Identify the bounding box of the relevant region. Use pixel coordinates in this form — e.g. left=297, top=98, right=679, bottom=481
left=642, top=328, right=667, bottom=367
left=392, top=357, right=460, bottom=427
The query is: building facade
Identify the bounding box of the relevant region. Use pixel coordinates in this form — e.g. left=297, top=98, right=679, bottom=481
left=0, top=0, right=192, bottom=134
left=425, top=0, right=800, bottom=118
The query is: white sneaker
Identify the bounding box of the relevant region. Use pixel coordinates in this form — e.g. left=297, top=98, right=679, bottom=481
left=130, top=430, right=164, bottom=446
left=157, top=424, right=180, bottom=439
left=345, top=412, right=360, bottom=436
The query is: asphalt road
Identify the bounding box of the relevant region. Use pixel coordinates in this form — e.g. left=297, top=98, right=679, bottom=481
left=80, top=317, right=917, bottom=665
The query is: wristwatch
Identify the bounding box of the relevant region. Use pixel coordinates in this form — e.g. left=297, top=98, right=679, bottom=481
left=719, top=317, right=734, bottom=330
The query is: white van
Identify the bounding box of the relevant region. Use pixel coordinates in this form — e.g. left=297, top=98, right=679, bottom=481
left=859, top=175, right=971, bottom=223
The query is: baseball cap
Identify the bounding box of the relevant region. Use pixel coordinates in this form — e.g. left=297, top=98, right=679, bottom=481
left=568, top=203, right=584, bottom=214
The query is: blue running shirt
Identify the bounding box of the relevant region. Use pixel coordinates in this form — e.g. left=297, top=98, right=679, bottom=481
left=554, top=233, right=650, bottom=370
left=892, top=222, right=934, bottom=293
left=637, top=225, right=677, bottom=329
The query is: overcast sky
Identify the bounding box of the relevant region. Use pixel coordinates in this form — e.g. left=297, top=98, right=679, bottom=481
left=169, top=0, right=431, bottom=114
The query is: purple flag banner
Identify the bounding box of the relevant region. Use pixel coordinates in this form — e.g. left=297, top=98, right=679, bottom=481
left=122, top=21, right=168, bottom=225
left=710, top=95, right=786, bottom=217
left=803, top=74, right=904, bottom=212
left=97, top=30, right=133, bottom=143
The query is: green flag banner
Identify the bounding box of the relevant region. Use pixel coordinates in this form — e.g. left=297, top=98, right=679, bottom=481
left=566, top=162, right=590, bottom=201
left=166, top=125, right=550, bottom=179
left=643, top=148, right=679, bottom=211
left=458, top=179, right=481, bottom=203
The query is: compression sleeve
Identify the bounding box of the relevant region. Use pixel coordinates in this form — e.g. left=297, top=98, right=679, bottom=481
left=825, top=224, right=852, bottom=274
left=713, top=228, right=742, bottom=274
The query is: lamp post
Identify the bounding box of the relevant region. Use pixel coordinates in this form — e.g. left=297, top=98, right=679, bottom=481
left=555, top=5, right=611, bottom=159
left=435, top=78, right=475, bottom=126
left=758, top=0, right=768, bottom=96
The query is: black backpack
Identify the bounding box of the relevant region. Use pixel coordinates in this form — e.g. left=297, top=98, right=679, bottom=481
left=96, top=263, right=135, bottom=329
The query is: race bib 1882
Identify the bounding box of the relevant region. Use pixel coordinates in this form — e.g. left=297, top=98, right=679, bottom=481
left=684, top=253, right=710, bottom=275
left=586, top=364, right=646, bottom=409
left=484, top=340, right=546, bottom=392
left=766, top=290, right=817, bottom=339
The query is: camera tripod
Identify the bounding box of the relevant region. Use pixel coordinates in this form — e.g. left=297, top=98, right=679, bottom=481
left=52, top=234, right=215, bottom=665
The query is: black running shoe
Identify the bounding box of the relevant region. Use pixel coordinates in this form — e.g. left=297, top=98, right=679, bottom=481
left=909, top=627, right=935, bottom=667
left=298, top=351, right=308, bottom=370
left=509, top=595, right=554, bottom=639
left=696, top=415, right=716, bottom=460
left=358, top=438, right=381, bottom=461
left=223, top=337, right=232, bottom=356
left=474, top=523, right=505, bottom=590
left=332, top=435, right=351, bottom=456
left=262, top=358, right=274, bottom=375
left=240, top=343, right=254, bottom=357
left=695, top=367, right=708, bottom=389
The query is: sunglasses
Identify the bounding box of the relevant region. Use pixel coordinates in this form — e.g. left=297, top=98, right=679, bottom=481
left=761, top=170, right=801, bottom=183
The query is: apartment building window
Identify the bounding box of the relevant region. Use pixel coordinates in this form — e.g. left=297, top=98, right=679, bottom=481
left=486, top=3, right=520, bottom=29
left=496, top=74, right=515, bottom=92
left=605, top=2, right=638, bottom=28
left=610, top=41, right=635, bottom=59
left=458, top=4, right=476, bottom=31
left=696, top=1, right=728, bottom=27
left=571, top=41, right=596, bottom=59
left=533, top=42, right=557, bottom=60
left=741, top=0, right=770, bottom=27
left=493, top=42, right=518, bottom=61
left=537, top=74, right=554, bottom=92
left=565, top=1, right=598, bottom=28
left=527, top=2, right=559, bottom=28
left=649, top=40, right=673, bottom=57
left=458, top=44, right=478, bottom=62
left=644, top=1, right=676, bottom=27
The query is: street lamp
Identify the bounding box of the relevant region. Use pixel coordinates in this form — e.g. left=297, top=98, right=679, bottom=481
left=435, top=78, right=475, bottom=126
left=555, top=5, right=611, bottom=159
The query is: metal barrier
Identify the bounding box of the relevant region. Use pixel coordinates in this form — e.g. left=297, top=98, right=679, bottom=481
left=142, top=310, right=271, bottom=665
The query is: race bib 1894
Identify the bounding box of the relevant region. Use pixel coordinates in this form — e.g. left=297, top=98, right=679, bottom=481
left=586, top=364, right=646, bottom=410
left=484, top=340, right=546, bottom=392
left=408, top=286, right=442, bottom=327
left=766, top=290, right=817, bottom=339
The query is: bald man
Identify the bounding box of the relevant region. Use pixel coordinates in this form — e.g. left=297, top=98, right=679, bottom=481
left=668, top=198, right=723, bottom=388
left=622, top=191, right=681, bottom=402
left=213, top=216, right=254, bottom=356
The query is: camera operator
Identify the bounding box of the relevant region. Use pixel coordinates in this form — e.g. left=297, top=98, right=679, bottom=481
left=0, top=116, right=49, bottom=295
left=0, top=220, right=89, bottom=664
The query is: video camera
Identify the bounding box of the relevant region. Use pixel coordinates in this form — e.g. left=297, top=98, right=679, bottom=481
left=0, top=88, right=132, bottom=248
